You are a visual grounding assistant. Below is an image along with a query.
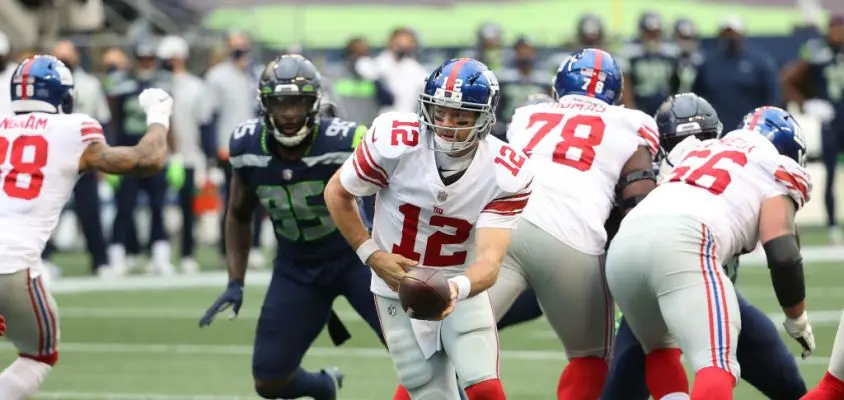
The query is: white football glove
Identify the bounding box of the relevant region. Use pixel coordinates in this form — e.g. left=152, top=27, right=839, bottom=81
left=803, top=98, right=836, bottom=123
left=138, top=88, right=174, bottom=129
left=783, top=311, right=815, bottom=359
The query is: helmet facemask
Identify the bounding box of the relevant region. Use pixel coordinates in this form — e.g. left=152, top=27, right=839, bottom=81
left=418, top=89, right=494, bottom=154
left=260, top=92, right=320, bottom=147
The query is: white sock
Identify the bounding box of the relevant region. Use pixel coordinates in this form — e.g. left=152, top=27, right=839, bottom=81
left=0, top=357, right=52, bottom=399
left=658, top=393, right=690, bottom=400
left=151, top=241, right=171, bottom=267
left=108, top=244, right=126, bottom=269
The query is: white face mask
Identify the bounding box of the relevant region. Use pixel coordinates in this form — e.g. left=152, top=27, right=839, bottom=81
left=432, top=132, right=474, bottom=153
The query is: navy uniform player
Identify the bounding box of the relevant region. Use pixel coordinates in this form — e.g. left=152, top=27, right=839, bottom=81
left=601, top=93, right=807, bottom=400
left=618, top=12, right=679, bottom=116
left=198, top=54, right=400, bottom=400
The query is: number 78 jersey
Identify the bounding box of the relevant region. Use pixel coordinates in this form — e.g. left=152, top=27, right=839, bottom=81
left=0, top=113, right=105, bottom=275
left=339, top=112, right=534, bottom=299
left=629, top=129, right=812, bottom=259
left=506, top=96, right=660, bottom=255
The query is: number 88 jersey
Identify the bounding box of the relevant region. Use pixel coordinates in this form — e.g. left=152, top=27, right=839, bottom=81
left=506, top=95, right=660, bottom=255
left=629, top=129, right=812, bottom=259
left=0, top=113, right=105, bottom=275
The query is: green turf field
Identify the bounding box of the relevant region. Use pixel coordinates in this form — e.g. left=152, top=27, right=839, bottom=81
left=6, top=226, right=843, bottom=399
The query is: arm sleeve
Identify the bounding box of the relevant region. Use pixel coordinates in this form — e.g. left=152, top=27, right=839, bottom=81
left=339, top=125, right=394, bottom=197
left=79, top=116, right=106, bottom=145
left=635, top=115, right=661, bottom=157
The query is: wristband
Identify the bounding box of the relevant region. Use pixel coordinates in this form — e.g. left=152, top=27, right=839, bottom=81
left=356, top=239, right=379, bottom=264
left=147, top=113, right=170, bottom=130
left=448, top=275, right=471, bottom=301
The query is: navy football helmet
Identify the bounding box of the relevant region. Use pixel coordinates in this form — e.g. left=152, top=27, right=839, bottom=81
left=738, top=106, right=807, bottom=167
left=655, top=93, right=722, bottom=155
left=257, top=54, right=322, bottom=147
left=553, top=48, right=623, bottom=105
left=419, top=58, right=500, bottom=153
left=10, top=55, right=74, bottom=115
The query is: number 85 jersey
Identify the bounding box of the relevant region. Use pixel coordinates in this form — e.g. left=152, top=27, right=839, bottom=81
left=506, top=96, right=660, bottom=255
left=628, top=129, right=812, bottom=259
left=339, top=112, right=534, bottom=298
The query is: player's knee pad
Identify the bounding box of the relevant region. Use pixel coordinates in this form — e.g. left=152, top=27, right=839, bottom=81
left=19, top=351, right=58, bottom=366
left=464, top=379, right=505, bottom=400
left=385, top=329, right=434, bottom=390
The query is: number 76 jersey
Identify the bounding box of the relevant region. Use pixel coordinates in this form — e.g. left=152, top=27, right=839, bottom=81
left=0, top=113, right=106, bottom=275
left=338, top=112, right=534, bottom=299
left=629, top=129, right=812, bottom=259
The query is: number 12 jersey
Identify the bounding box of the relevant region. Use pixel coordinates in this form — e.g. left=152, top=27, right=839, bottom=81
left=339, top=111, right=534, bottom=298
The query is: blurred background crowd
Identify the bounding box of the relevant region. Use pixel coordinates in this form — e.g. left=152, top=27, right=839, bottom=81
left=0, top=0, right=842, bottom=281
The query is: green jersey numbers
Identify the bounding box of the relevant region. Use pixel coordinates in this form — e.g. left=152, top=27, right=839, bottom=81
left=256, top=181, right=336, bottom=241
left=824, top=62, right=844, bottom=102
left=122, top=96, right=148, bottom=135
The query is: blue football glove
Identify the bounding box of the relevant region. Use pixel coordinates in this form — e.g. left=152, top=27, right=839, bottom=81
left=199, top=279, right=244, bottom=327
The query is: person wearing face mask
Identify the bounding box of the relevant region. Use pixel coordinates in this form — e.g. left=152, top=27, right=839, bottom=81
left=461, top=22, right=508, bottom=72
left=156, top=35, right=213, bottom=274
left=101, top=47, right=130, bottom=93
left=618, top=12, right=681, bottom=116
left=35, top=40, right=111, bottom=278
left=374, top=27, right=428, bottom=114
left=691, top=15, right=779, bottom=130
left=105, top=41, right=175, bottom=277
left=669, top=18, right=704, bottom=94
left=496, top=36, right=551, bottom=136
left=0, top=31, right=14, bottom=115
left=204, top=31, right=268, bottom=269
left=323, top=37, right=394, bottom=126
left=782, top=15, right=844, bottom=245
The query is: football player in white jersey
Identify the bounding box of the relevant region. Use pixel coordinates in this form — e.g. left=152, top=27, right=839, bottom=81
left=489, top=48, right=659, bottom=399
left=605, top=106, right=815, bottom=400
left=325, top=58, right=533, bottom=400
left=0, top=55, right=172, bottom=399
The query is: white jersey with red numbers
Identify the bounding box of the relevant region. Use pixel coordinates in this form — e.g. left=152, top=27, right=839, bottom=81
left=628, top=128, right=811, bottom=260
left=506, top=95, right=660, bottom=255
left=0, top=113, right=105, bottom=276
left=339, top=111, right=534, bottom=298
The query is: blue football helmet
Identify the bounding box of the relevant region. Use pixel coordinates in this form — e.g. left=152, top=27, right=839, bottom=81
left=738, top=106, right=807, bottom=166
left=10, top=55, right=74, bottom=115
left=553, top=48, right=623, bottom=105
left=419, top=58, right=500, bottom=153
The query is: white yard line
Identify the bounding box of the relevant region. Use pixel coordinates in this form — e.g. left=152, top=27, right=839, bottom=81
left=37, top=392, right=257, bottom=400
left=0, top=341, right=832, bottom=366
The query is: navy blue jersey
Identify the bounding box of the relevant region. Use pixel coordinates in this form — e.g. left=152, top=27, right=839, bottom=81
left=801, top=39, right=844, bottom=117
left=618, top=41, right=679, bottom=116
left=106, top=71, right=172, bottom=146
left=229, top=117, right=367, bottom=266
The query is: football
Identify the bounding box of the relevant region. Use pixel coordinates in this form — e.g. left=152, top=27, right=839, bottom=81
left=398, top=267, right=452, bottom=321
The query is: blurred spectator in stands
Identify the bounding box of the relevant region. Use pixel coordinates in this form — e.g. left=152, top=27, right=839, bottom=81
left=462, top=22, right=507, bottom=72
left=101, top=47, right=130, bottom=92
left=375, top=27, right=427, bottom=114
left=670, top=17, right=704, bottom=94
left=106, top=42, right=174, bottom=276
left=158, top=35, right=214, bottom=273
left=545, top=14, right=606, bottom=74
left=619, top=11, right=679, bottom=116
left=39, top=40, right=111, bottom=278
left=496, top=36, right=551, bottom=136
left=0, top=31, right=12, bottom=115
left=693, top=15, right=779, bottom=129
left=204, top=31, right=266, bottom=268
left=323, top=37, right=393, bottom=126
left=781, top=14, right=844, bottom=244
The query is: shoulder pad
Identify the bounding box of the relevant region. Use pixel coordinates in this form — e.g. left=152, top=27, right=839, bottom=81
left=617, top=107, right=661, bottom=156
left=108, top=78, right=138, bottom=97
left=667, top=136, right=702, bottom=164
left=319, top=117, right=364, bottom=147
left=660, top=42, right=681, bottom=57
left=367, top=111, right=422, bottom=160
left=801, top=39, right=833, bottom=64
left=621, top=41, right=645, bottom=59
left=487, top=137, right=534, bottom=194
left=228, top=118, right=265, bottom=159
left=773, top=157, right=812, bottom=209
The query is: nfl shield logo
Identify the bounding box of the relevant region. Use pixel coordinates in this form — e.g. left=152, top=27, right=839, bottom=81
left=282, top=169, right=293, bottom=180
left=387, top=305, right=397, bottom=317
left=437, top=191, right=448, bottom=202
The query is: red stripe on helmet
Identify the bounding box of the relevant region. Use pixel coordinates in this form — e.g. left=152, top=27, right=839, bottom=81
left=19, top=59, right=34, bottom=100
left=586, top=51, right=603, bottom=98
left=445, top=58, right=471, bottom=92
